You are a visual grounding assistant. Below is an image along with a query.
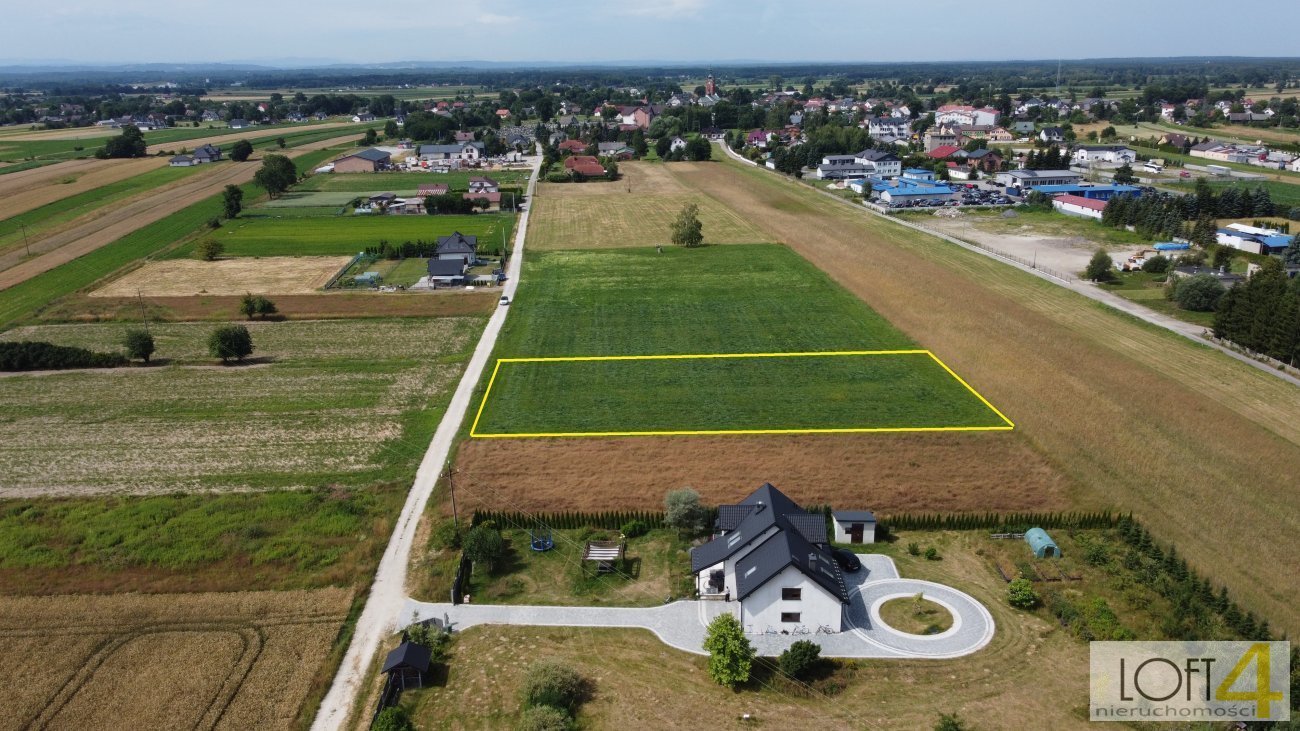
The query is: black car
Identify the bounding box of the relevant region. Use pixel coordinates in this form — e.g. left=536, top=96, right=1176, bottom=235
left=832, top=548, right=862, bottom=572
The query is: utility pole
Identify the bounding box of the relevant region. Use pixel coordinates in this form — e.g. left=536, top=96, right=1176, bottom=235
left=19, top=223, right=30, bottom=258
left=444, top=465, right=459, bottom=530
left=136, top=289, right=150, bottom=333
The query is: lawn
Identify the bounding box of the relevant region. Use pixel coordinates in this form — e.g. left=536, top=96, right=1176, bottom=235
left=0, top=317, right=485, bottom=495
left=334, top=256, right=443, bottom=288
left=170, top=213, right=515, bottom=258
left=295, top=169, right=531, bottom=193
left=878, top=596, right=954, bottom=635
left=472, top=352, right=1011, bottom=436
left=458, top=528, right=694, bottom=607
left=919, top=207, right=1152, bottom=248
left=1166, top=178, right=1300, bottom=211
left=1100, top=271, right=1216, bottom=328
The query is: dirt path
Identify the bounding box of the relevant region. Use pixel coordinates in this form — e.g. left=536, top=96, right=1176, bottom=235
left=687, top=152, right=1300, bottom=636
left=0, top=134, right=362, bottom=292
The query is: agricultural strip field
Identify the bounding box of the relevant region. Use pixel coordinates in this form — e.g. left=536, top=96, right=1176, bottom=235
left=0, top=317, right=484, bottom=496
left=526, top=161, right=767, bottom=250
left=471, top=351, right=1011, bottom=437
left=90, top=256, right=352, bottom=297
left=169, top=212, right=515, bottom=258
left=0, top=139, right=359, bottom=303
left=0, top=157, right=169, bottom=224
left=294, top=169, right=533, bottom=193
left=454, top=243, right=1067, bottom=514
left=0, top=164, right=205, bottom=259
left=664, top=153, right=1300, bottom=636
left=0, top=589, right=352, bottom=730
left=0, top=120, right=360, bottom=162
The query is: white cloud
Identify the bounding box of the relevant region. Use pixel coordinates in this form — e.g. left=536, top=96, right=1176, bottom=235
left=617, top=0, right=707, bottom=17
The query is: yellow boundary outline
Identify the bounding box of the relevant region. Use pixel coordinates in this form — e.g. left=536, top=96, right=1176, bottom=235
left=469, top=350, right=1015, bottom=438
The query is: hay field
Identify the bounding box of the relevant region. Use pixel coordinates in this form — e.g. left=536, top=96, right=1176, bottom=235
left=0, top=589, right=351, bottom=730
left=527, top=162, right=766, bottom=250
left=91, top=256, right=352, bottom=297
left=0, top=317, right=483, bottom=495
left=671, top=154, right=1300, bottom=636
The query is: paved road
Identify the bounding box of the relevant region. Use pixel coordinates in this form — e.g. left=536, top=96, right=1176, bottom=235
left=398, top=555, right=994, bottom=660
left=720, top=144, right=1300, bottom=388
left=311, top=151, right=543, bottom=731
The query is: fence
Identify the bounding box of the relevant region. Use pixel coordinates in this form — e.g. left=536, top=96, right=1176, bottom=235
left=449, top=555, right=472, bottom=605
left=323, top=252, right=366, bottom=290
left=880, top=510, right=1122, bottom=533
left=470, top=509, right=673, bottom=531
left=368, top=674, right=400, bottom=729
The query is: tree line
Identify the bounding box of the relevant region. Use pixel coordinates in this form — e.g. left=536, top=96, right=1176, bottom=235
left=1101, top=182, right=1278, bottom=242
left=1213, top=254, right=1300, bottom=366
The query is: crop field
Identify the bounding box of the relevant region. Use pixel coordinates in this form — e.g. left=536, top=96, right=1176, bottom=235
left=91, top=256, right=352, bottom=297
left=0, top=157, right=172, bottom=227
left=39, top=290, right=497, bottom=324
left=0, top=589, right=351, bottom=730
left=0, top=317, right=484, bottom=495
left=471, top=351, right=1011, bottom=437
left=169, top=213, right=515, bottom=258
left=257, top=191, right=364, bottom=208
left=296, top=169, right=532, bottom=193
left=527, top=162, right=767, bottom=250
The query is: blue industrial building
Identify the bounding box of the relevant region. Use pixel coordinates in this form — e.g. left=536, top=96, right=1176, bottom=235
left=1030, top=184, right=1142, bottom=201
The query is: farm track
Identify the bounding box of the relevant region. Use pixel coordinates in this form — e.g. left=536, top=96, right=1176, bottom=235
left=675, top=156, right=1300, bottom=636
left=0, top=133, right=363, bottom=292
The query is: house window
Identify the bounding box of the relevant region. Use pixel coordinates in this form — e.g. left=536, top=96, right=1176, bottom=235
left=781, top=588, right=802, bottom=601
left=780, top=612, right=801, bottom=623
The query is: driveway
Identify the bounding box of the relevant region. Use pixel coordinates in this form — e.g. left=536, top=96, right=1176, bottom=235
left=398, top=555, right=993, bottom=660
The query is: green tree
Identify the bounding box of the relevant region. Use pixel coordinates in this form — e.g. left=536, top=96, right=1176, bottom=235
left=254, top=154, right=297, bottom=199
left=208, top=324, right=254, bottom=362
left=686, top=136, right=712, bottom=161
left=363, top=128, right=378, bottom=145
left=664, top=488, right=708, bottom=534
left=1084, top=249, right=1115, bottom=282
left=1112, top=163, right=1136, bottom=185
left=230, top=139, right=254, bottom=162
left=778, top=640, right=821, bottom=680
left=515, top=705, right=570, bottom=731
left=1174, top=274, right=1226, bottom=312
left=934, top=712, right=970, bottom=731
left=99, top=125, right=147, bottom=158
left=384, top=119, right=399, bottom=137
left=670, top=203, right=704, bottom=248
left=463, top=522, right=506, bottom=571
left=195, top=238, right=224, bottom=261
left=1283, top=234, right=1300, bottom=268
left=520, top=660, right=588, bottom=713
left=275, top=136, right=286, bottom=149
left=122, top=328, right=155, bottom=363
left=654, top=136, right=671, bottom=159
left=222, top=184, right=243, bottom=219
left=1007, top=578, right=1040, bottom=609
left=240, top=293, right=258, bottom=320
left=1140, top=254, right=1170, bottom=274
left=703, top=613, right=754, bottom=688
left=372, top=707, right=415, bottom=731
left=255, top=295, right=278, bottom=319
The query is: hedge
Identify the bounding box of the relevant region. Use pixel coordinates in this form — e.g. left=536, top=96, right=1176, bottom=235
left=0, top=341, right=127, bottom=371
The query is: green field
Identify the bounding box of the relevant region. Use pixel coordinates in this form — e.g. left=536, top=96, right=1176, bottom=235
left=0, top=146, right=347, bottom=330
left=472, top=244, right=1006, bottom=436
left=472, top=351, right=1011, bottom=436
left=172, top=213, right=515, bottom=258
left=0, top=164, right=203, bottom=253
left=296, top=169, right=531, bottom=193
left=1166, top=178, right=1300, bottom=211
left=0, top=317, right=484, bottom=493
left=0, top=120, right=358, bottom=162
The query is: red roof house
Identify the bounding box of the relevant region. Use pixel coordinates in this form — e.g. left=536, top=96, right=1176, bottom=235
left=563, top=155, right=606, bottom=177
left=557, top=139, right=588, bottom=154
left=927, top=145, right=962, bottom=159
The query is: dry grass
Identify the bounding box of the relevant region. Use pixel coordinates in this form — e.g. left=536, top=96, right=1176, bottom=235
left=670, top=157, right=1300, bottom=636
left=0, top=157, right=164, bottom=221
left=39, top=290, right=497, bottom=322
left=453, top=432, right=1071, bottom=515
left=90, top=256, right=353, bottom=297
left=528, top=162, right=766, bottom=250
left=0, top=589, right=352, bottom=731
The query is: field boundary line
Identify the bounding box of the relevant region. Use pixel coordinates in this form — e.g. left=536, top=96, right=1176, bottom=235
left=469, top=349, right=1014, bottom=438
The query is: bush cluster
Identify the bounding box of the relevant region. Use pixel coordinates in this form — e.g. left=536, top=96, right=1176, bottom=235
left=517, top=660, right=589, bottom=731
left=0, top=341, right=127, bottom=371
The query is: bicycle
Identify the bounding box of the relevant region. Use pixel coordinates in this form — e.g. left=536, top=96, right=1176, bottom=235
left=792, top=625, right=811, bottom=635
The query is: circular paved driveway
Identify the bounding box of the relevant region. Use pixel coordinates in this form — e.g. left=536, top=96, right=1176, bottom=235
left=846, top=578, right=995, bottom=658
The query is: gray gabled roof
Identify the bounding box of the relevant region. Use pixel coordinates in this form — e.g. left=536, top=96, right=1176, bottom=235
left=734, top=527, right=849, bottom=603
left=833, top=510, right=876, bottom=522
left=691, top=483, right=827, bottom=572
left=419, top=142, right=485, bottom=155
left=427, top=259, right=465, bottom=277
left=435, top=232, right=477, bottom=255
left=192, top=143, right=221, bottom=159
left=346, top=148, right=391, bottom=162
left=855, top=149, right=899, bottom=162
left=382, top=641, right=431, bottom=673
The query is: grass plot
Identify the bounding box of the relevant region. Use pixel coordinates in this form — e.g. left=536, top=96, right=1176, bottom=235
left=471, top=351, right=1012, bottom=437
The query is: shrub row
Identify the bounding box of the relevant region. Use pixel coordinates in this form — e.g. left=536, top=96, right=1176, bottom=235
left=0, top=341, right=127, bottom=371
left=471, top=509, right=675, bottom=531
left=881, top=510, right=1122, bottom=533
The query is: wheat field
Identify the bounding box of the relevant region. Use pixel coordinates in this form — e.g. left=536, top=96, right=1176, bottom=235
left=0, top=589, right=352, bottom=730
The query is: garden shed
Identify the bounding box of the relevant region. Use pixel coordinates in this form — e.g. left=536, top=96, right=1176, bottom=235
left=381, top=641, right=431, bottom=690
left=1024, top=527, right=1060, bottom=558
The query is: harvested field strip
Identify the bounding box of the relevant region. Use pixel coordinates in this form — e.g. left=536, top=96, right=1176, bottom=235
left=37, top=290, right=497, bottom=323
left=170, top=213, right=515, bottom=258
left=0, top=163, right=202, bottom=255
left=295, top=169, right=533, bottom=193
left=472, top=351, right=1012, bottom=437
left=0, top=590, right=351, bottom=731
left=0, top=143, right=354, bottom=329
left=90, top=256, right=352, bottom=297
left=688, top=153, right=1300, bottom=635
left=0, top=157, right=169, bottom=224
left=0, top=317, right=484, bottom=495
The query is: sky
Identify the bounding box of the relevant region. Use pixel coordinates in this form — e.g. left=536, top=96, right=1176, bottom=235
left=2, top=0, right=1299, bottom=66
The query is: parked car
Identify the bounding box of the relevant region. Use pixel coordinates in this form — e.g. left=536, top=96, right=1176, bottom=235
left=499, top=295, right=510, bottom=306
left=832, top=548, right=862, bottom=572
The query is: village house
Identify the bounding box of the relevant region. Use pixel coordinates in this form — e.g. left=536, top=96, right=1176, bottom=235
left=417, top=183, right=450, bottom=198
left=597, top=141, right=634, bottom=159
left=467, top=176, right=498, bottom=193
left=934, top=104, right=1000, bottom=127
left=923, top=125, right=959, bottom=152
left=563, top=155, right=607, bottom=177
left=556, top=139, right=588, bottom=155
left=433, top=232, right=477, bottom=265
left=1039, top=127, right=1066, bottom=143
left=691, top=484, right=852, bottom=632
left=1071, top=145, right=1137, bottom=165
left=866, top=116, right=911, bottom=142
left=965, top=148, right=1003, bottom=172
left=1051, top=194, right=1107, bottom=220
left=418, top=142, right=485, bottom=161
left=333, top=148, right=392, bottom=173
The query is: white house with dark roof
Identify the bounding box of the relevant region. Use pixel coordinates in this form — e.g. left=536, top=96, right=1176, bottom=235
left=434, top=232, right=477, bottom=264
left=691, top=483, right=850, bottom=632
left=418, top=142, right=485, bottom=161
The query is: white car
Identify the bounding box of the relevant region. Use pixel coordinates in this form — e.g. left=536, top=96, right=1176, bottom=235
left=499, top=295, right=510, bottom=306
